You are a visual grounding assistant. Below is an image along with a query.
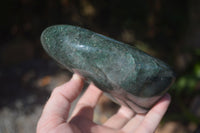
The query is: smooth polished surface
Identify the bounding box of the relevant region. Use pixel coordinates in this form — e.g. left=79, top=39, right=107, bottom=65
left=41, top=25, right=175, bottom=113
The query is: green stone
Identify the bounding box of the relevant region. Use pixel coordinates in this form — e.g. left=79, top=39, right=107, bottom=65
left=41, top=25, right=175, bottom=113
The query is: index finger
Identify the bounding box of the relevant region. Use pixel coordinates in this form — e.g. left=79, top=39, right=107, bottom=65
left=135, top=94, right=171, bottom=133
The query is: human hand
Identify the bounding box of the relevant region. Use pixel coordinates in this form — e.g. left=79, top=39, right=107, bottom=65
left=37, top=74, right=171, bottom=133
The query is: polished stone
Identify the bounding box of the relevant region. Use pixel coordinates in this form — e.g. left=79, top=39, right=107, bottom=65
left=41, top=25, right=175, bottom=113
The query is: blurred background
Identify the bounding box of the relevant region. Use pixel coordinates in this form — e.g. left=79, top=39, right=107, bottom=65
left=0, top=0, right=200, bottom=133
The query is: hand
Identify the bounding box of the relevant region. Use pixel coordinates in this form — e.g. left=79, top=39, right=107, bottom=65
left=37, top=74, right=171, bottom=133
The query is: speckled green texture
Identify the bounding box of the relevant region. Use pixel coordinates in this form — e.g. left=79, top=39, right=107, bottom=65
left=41, top=25, right=175, bottom=113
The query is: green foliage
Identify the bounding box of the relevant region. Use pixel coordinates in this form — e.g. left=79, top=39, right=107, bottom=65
left=168, top=49, right=200, bottom=125
left=173, top=61, right=200, bottom=95
left=194, top=62, right=200, bottom=78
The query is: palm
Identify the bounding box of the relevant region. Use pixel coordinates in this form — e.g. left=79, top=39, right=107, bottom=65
left=37, top=74, right=171, bottom=133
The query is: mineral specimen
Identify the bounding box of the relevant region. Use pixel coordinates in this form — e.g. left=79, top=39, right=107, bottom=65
left=41, top=25, right=175, bottom=113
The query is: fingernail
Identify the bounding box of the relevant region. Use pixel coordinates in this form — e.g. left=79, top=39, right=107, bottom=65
left=162, top=93, right=171, bottom=101
left=72, top=74, right=83, bottom=81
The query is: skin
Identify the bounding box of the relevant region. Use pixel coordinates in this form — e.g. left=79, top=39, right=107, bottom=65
left=37, top=74, right=171, bottom=133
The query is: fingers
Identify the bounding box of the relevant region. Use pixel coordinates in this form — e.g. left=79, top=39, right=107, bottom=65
left=122, top=114, right=145, bottom=132
left=135, top=94, right=171, bottom=133
left=70, top=83, right=103, bottom=120
left=37, top=74, right=84, bottom=130
left=119, top=94, right=171, bottom=133
left=103, top=106, right=135, bottom=129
